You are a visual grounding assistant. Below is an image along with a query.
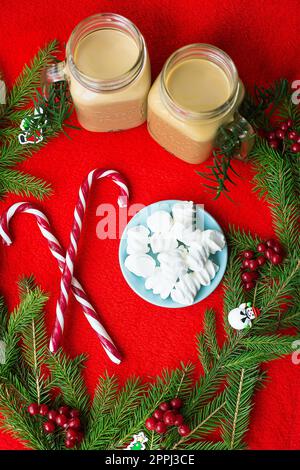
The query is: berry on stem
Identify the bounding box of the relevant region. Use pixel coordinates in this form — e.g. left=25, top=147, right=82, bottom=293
left=170, top=398, right=183, bottom=409
left=243, top=250, right=254, bottom=260
left=27, top=403, right=39, bottom=416
left=163, top=410, right=176, bottom=426
left=65, top=439, right=76, bottom=449
left=291, top=143, right=300, bottom=153
left=265, top=248, right=275, bottom=260
left=244, top=281, right=255, bottom=291
left=178, top=424, right=191, bottom=437
left=56, top=414, right=68, bottom=427
left=145, top=417, right=157, bottom=431
left=66, top=428, right=78, bottom=441
left=39, top=404, right=49, bottom=416
left=68, top=418, right=81, bottom=430
left=275, top=129, right=285, bottom=140
left=174, top=414, right=184, bottom=426
left=155, top=421, right=167, bottom=434
left=271, top=253, right=283, bottom=265
left=257, top=256, right=266, bottom=266
left=69, top=409, right=80, bottom=418
left=248, top=259, right=259, bottom=271
left=43, top=421, right=56, bottom=434
left=257, top=243, right=267, bottom=253
left=153, top=409, right=164, bottom=420
left=58, top=406, right=70, bottom=416
left=159, top=402, right=170, bottom=412
left=48, top=410, right=58, bottom=422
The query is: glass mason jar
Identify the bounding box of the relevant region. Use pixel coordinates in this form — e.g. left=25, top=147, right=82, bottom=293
left=147, top=44, right=252, bottom=164
left=44, top=13, right=151, bottom=132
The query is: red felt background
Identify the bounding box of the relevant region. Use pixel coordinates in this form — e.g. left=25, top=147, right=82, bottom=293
left=0, top=0, right=300, bottom=451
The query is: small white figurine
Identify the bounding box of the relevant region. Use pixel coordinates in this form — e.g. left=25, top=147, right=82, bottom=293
left=228, top=302, right=260, bottom=330
left=126, top=432, right=148, bottom=450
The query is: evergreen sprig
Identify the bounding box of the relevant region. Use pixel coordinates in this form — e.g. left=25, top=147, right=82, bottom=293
left=0, top=41, right=75, bottom=200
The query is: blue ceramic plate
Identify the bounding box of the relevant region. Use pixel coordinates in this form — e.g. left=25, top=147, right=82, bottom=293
left=119, top=200, right=228, bottom=308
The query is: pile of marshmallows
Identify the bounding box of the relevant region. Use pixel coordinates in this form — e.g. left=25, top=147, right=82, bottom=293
left=124, top=201, right=226, bottom=305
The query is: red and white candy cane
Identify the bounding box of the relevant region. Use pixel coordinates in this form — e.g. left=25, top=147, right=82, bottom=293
left=0, top=201, right=122, bottom=364
left=50, top=169, right=129, bottom=354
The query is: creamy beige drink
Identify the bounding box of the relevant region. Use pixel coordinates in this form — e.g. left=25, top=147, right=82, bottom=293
left=45, top=14, right=151, bottom=132
left=148, top=44, right=248, bottom=164
left=74, top=29, right=139, bottom=80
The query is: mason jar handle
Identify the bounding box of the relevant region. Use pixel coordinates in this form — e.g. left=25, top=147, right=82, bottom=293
left=215, top=112, right=254, bottom=161
left=42, top=61, right=66, bottom=99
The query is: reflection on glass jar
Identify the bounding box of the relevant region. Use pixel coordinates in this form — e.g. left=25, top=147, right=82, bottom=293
left=45, top=13, right=151, bottom=132
left=147, top=44, right=251, bottom=164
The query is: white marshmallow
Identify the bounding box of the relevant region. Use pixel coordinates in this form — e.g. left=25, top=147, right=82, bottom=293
left=171, top=272, right=200, bottom=306
left=185, top=243, right=209, bottom=271
left=149, top=232, right=178, bottom=253
left=200, top=230, right=226, bottom=254
left=172, top=201, right=195, bottom=228
left=145, top=268, right=177, bottom=299
left=147, top=211, right=173, bottom=233
left=127, top=225, right=150, bottom=255
left=125, top=254, right=156, bottom=278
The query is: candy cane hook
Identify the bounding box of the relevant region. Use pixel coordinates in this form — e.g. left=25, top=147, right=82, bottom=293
left=50, top=169, right=129, bottom=353
left=0, top=201, right=122, bottom=364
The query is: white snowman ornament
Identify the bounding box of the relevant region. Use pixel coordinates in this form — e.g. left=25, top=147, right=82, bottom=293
left=228, top=302, right=260, bottom=330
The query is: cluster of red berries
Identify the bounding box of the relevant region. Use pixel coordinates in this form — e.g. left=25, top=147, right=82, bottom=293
left=266, top=119, right=300, bottom=153
left=145, top=398, right=190, bottom=437
left=27, top=403, right=83, bottom=448
left=241, top=239, right=284, bottom=291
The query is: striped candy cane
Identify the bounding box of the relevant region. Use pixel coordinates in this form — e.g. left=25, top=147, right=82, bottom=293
left=0, top=201, right=122, bottom=364
left=50, top=169, right=129, bottom=353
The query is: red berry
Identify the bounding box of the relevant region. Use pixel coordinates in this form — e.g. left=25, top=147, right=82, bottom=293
left=39, top=404, right=49, bottom=416
left=155, top=421, right=167, bottom=434
left=267, top=131, right=276, bottom=140
left=153, top=409, right=164, bottom=420
left=145, top=417, right=157, bottom=431
left=272, top=242, right=283, bottom=254
left=242, top=259, right=250, bottom=269
left=296, top=136, right=300, bottom=144
left=280, top=122, right=288, bottom=132
left=68, top=418, right=81, bottom=430
left=266, top=239, right=276, bottom=248
left=257, top=243, right=267, bottom=253
left=174, top=414, right=184, bottom=426
left=163, top=410, right=176, bottom=426
left=269, top=140, right=279, bottom=150
left=275, top=129, right=285, bottom=140
left=178, top=424, right=191, bottom=437
left=170, top=398, right=183, bottom=409
left=66, top=428, right=78, bottom=441
left=159, top=402, right=170, bottom=412
left=48, top=410, right=58, bottom=422
left=241, top=272, right=253, bottom=283
left=244, top=281, right=255, bottom=291
left=265, top=248, right=275, bottom=260
left=56, top=414, right=68, bottom=427
left=243, top=250, right=254, bottom=260
left=58, top=406, right=70, bottom=416
left=248, top=259, right=259, bottom=271
left=43, top=421, right=56, bottom=434
left=27, top=403, right=40, bottom=416
left=271, top=254, right=283, bottom=265
left=291, top=143, right=300, bottom=153
left=287, top=130, right=297, bottom=141
left=65, top=438, right=76, bottom=449
left=257, top=256, right=266, bottom=266
left=286, top=119, right=294, bottom=128
left=69, top=409, right=80, bottom=418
